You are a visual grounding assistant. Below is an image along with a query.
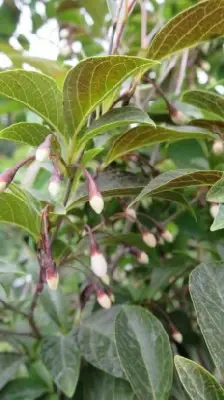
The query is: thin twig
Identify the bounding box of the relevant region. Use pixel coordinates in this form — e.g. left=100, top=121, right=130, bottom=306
left=0, top=328, right=35, bottom=337
left=113, top=0, right=137, bottom=53
left=140, top=0, right=147, bottom=49
left=0, top=299, right=28, bottom=318
left=175, top=49, right=189, bottom=95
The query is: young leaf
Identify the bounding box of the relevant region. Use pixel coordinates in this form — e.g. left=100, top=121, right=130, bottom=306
left=190, top=263, right=224, bottom=376
left=175, top=356, right=224, bottom=400
left=147, top=0, right=224, bottom=61
left=130, top=170, right=222, bottom=205
left=77, top=106, right=154, bottom=149
left=63, top=56, right=157, bottom=136
left=41, top=335, right=81, bottom=398
left=0, top=70, right=65, bottom=135
left=0, top=123, right=50, bottom=147
left=0, top=378, right=48, bottom=400
left=67, top=170, right=147, bottom=210
left=210, top=204, right=224, bottom=231
left=73, top=306, right=125, bottom=378
left=115, top=305, right=173, bottom=400
left=182, top=91, right=224, bottom=120
left=0, top=353, right=26, bottom=390
left=207, top=175, right=224, bottom=203
left=104, top=125, right=214, bottom=166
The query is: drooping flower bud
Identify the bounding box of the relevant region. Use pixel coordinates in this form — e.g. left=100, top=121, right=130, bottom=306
left=96, top=289, right=112, bottom=309
left=125, top=207, right=137, bottom=221
left=161, top=229, right=173, bottom=243
left=210, top=203, right=219, bottom=219
left=158, top=236, right=165, bottom=245
left=131, top=247, right=149, bottom=264
left=36, top=135, right=52, bottom=162
left=0, top=172, right=10, bottom=193
left=46, top=266, right=59, bottom=291
left=169, top=105, right=187, bottom=125
left=141, top=227, right=157, bottom=248
left=48, top=174, right=62, bottom=199
left=84, top=169, right=104, bottom=214
left=212, top=139, right=224, bottom=155
left=172, top=329, right=183, bottom=344
left=86, top=225, right=108, bottom=277
left=0, top=155, right=35, bottom=193
left=101, top=274, right=110, bottom=285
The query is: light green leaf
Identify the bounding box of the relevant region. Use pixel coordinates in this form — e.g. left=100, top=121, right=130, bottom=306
left=0, top=123, right=50, bottom=146
left=207, top=175, right=224, bottom=203
left=67, top=170, right=147, bottom=210
left=210, top=205, right=224, bottom=231
left=63, top=56, right=157, bottom=135
left=0, top=378, right=48, bottom=400
left=41, top=335, right=81, bottom=398
left=82, top=148, right=104, bottom=165
left=190, top=263, right=224, bottom=375
left=0, top=263, right=25, bottom=275
left=182, top=91, right=224, bottom=120
left=73, top=306, right=125, bottom=378
left=175, top=356, right=224, bottom=400
left=147, top=0, right=224, bottom=60
left=115, top=305, right=173, bottom=400
left=130, top=170, right=222, bottom=205
left=77, top=106, right=154, bottom=149
left=0, top=191, right=40, bottom=239
left=0, top=69, right=64, bottom=135
left=0, top=353, right=25, bottom=390
left=104, top=125, right=214, bottom=166
left=188, top=119, right=224, bottom=135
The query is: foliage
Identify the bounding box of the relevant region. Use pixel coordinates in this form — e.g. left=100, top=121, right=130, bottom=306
left=0, top=0, right=223, bottom=399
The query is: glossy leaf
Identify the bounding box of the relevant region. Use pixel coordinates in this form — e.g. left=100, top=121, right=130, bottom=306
left=175, top=356, right=224, bottom=400
left=182, top=90, right=224, bottom=120
left=67, top=170, right=147, bottom=210
left=207, top=175, right=224, bottom=203
left=63, top=56, right=157, bottom=135
left=0, top=70, right=64, bottom=135
left=190, top=263, right=224, bottom=375
left=147, top=0, right=224, bottom=60
left=130, top=170, right=222, bottom=205
left=188, top=119, right=224, bottom=135
left=41, top=335, right=81, bottom=398
left=73, top=306, right=125, bottom=378
left=0, top=378, right=48, bottom=400
left=210, top=204, right=224, bottom=231
left=77, top=106, right=154, bottom=148
left=0, top=123, right=50, bottom=147
left=115, top=305, right=173, bottom=400
left=0, top=353, right=25, bottom=390
left=104, top=125, right=214, bottom=166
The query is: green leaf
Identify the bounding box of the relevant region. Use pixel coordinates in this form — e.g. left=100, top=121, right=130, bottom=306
left=63, top=56, right=157, bottom=136
left=79, top=365, right=136, bottom=400
left=0, top=191, right=40, bottom=239
left=82, top=148, right=103, bottom=165
left=0, top=263, right=25, bottom=275
left=147, top=0, right=224, bottom=60
left=104, top=125, right=214, bottom=166
left=41, top=335, right=81, bottom=398
left=207, top=175, right=224, bottom=203
left=115, top=305, right=173, bottom=400
left=0, top=123, right=50, bottom=147
left=154, top=191, right=196, bottom=220
left=175, top=356, right=224, bottom=400
left=40, top=288, right=69, bottom=330
left=130, top=170, right=222, bottom=205
left=182, top=91, right=224, bottom=120
left=77, top=106, right=155, bottom=148
left=73, top=306, right=125, bottom=378
left=188, top=119, right=224, bottom=135
left=210, top=204, right=224, bottom=231
left=67, top=170, right=147, bottom=210
left=0, top=378, right=48, bottom=400
left=0, top=70, right=65, bottom=136
left=0, top=353, right=25, bottom=390
left=190, top=262, right=224, bottom=375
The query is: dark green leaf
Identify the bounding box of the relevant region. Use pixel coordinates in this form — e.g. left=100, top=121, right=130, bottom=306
left=0, top=378, right=48, bottom=400
left=0, top=353, right=25, bottom=390
left=182, top=91, right=224, bottom=120
left=0, top=123, right=50, bottom=146
left=40, top=288, right=69, bottom=330
left=115, top=305, right=173, bottom=400
left=188, top=119, right=224, bottom=135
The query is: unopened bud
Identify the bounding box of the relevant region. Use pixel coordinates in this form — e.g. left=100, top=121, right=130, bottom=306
left=125, top=207, right=137, bottom=221
left=172, top=330, right=183, bottom=344
left=137, top=251, right=149, bottom=264
left=101, top=274, right=110, bottom=285
left=48, top=175, right=62, bottom=199
left=212, top=139, right=224, bottom=155
left=0, top=168, right=17, bottom=192
left=46, top=268, right=59, bottom=291
left=85, top=169, right=104, bottom=214
left=0, top=180, right=8, bottom=193
left=36, top=135, right=52, bottom=162
left=161, top=230, right=173, bottom=243
left=91, top=250, right=108, bottom=277
left=141, top=229, right=157, bottom=248
left=210, top=203, right=219, bottom=219
left=169, top=106, right=187, bottom=125
left=158, top=236, right=165, bottom=245
left=96, top=290, right=112, bottom=309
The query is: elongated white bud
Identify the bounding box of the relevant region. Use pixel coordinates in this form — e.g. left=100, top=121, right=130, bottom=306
left=142, top=230, right=157, bottom=248
left=48, top=175, right=61, bottom=199
left=125, top=207, right=137, bottom=221
left=212, top=140, right=224, bottom=155
left=96, top=290, right=112, bottom=309
left=91, top=251, right=108, bottom=277
left=172, top=330, right=183, bottom=344
left=0, top=181, right=8, bottom=193
left=210, top=203, right=219, bottom=219
left=46, top=269, right=59, bottom=291
left=85, top=169, right=104, bottom=214
left=171, top=109, right=187, bottom=125
left=36, top=135, right=52, bottom=162
left=161, top=230, right=173, bottom=243
left=137, top=251, right=149, bottom=264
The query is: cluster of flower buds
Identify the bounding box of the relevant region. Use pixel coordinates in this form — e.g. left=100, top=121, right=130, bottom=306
left=210, top=202, right=220, bottom=219
left=84, top=169, right=104, bottom=214
left=0, top=155, right=35, bottom=193
left=168, top=104, right=188, bottom=125
left=35, top=134, right=52, bottom=162
left=131, top=247, right=149, bottom=264
left=212, top=139, right=224, bottom=155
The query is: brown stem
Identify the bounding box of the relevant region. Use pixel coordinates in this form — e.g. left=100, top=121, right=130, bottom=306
left=112, top=0, right=137, bottom=53
left=0, top=299, right=28, bottom=318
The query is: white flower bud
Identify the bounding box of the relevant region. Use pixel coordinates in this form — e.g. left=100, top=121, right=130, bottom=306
left=97, top=291, right=112, bottom=309
left=91, top=251, right=108, bottom=277
left=0, top=181, right=8, bottom=193
left=142, top=231, right=157, bottom=248
left=89, top=194, right=104, bottom=214
left=172, top=331, right=183, bottom=344
left=125, top=207, right=137, bottom=221
left=35, top=147, right=50, bottom=162
left=171, top=109, right=187, bottom=125
left=161, top=230, right=173, bottom=243
left=210, top=203, right=219, bottom=219
left=212, top=140, right=224, bottom=155
left=101, top=274, right=110, bottom=285
left=137, top=251, right=149, bottom=264
left=158, top=236, right=165, bottom=245
left=48, top=178, right=61, bottom=199
left=46, top=270, right=59, bottom=291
